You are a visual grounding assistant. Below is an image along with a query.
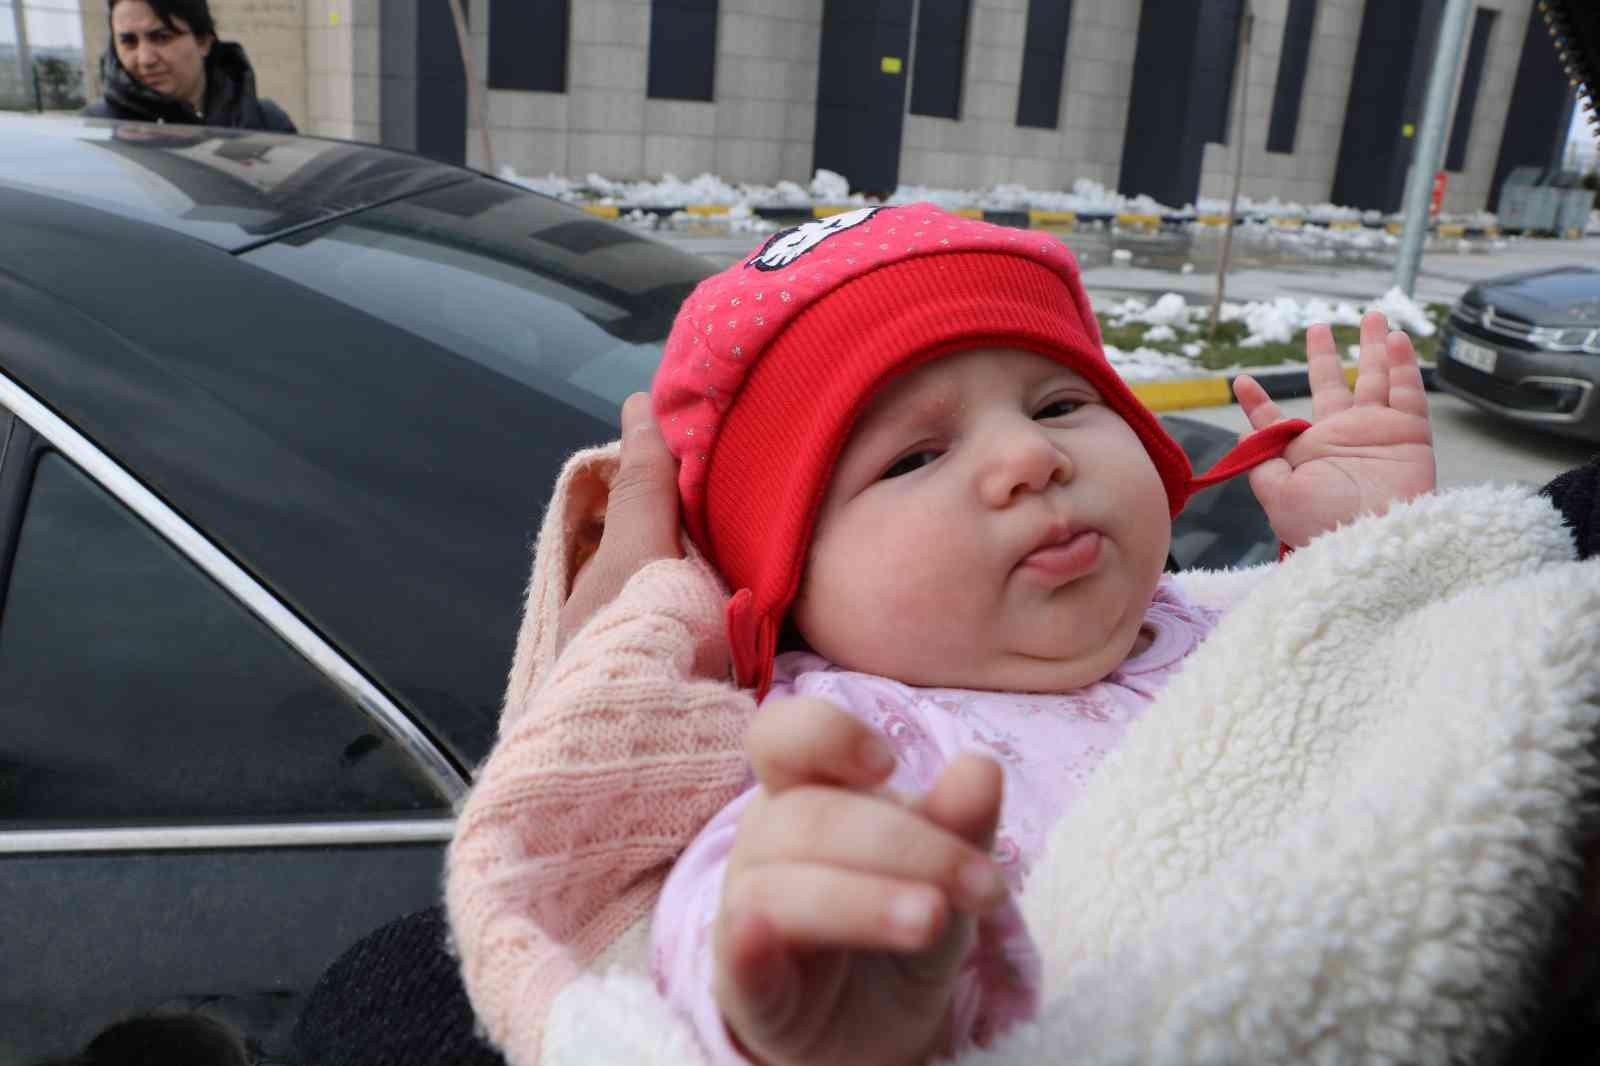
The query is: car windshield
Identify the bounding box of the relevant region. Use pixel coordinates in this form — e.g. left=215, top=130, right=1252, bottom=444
left=242, top=179, right=711, bottom=416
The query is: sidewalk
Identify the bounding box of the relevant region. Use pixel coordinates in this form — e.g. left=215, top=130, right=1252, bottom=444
left=650, top=226, right=1600, bottom=410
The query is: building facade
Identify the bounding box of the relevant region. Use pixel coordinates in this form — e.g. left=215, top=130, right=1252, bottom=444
left=77, top=0, right=1580, bottom=213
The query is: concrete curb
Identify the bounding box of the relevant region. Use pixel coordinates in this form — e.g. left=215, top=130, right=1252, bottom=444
left=579, top=202, right=1513, bottom=239
left=1133, top=363, right=1440, bottom=412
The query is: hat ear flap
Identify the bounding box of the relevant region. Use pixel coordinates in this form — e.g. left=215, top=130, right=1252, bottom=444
left=726, top=589, right=777, bottom=697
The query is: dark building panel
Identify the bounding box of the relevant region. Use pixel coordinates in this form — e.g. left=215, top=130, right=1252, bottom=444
left=813, top=0, right=915, bottom=194
left=648, top=0, right=719, bottom=101
left=910, top=0, right=973, bottom=118
left=1118, top=0, right=1246, bottom=208
left=1445, top=8, right=1497, bottom=172
left=380, top=0, right=418, bottom=152
left=416, top=0, right=466, bottom=165
left=1197, top=0, right=1244, bottom=143
left=1015, top=0, right=1073, bottom=129
left=489, top=0, right=569, bottom=93
left=1266, top=0, right=1317, bottom=153
left=1329, top=0, right=1444, bottom=214
left=1488, top=3, right=1576, bottom=209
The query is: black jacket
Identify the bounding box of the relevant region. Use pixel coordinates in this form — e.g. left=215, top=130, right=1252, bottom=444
left=81, top=40, right=296, bottom=133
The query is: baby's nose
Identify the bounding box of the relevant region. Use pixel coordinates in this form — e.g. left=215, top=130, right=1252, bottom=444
left=977, top=423, right=1070, bottom=507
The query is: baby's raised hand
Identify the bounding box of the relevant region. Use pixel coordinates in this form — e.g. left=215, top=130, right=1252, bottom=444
left=1233, top=310, right=1437, bottom=549
left=716, top=697, right=1008, bottom=1066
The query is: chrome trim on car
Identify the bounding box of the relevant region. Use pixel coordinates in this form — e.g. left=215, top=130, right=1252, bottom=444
left=0, top=819, right=456, bottom=855
left=1450, top=301, right=1600, bottom=353
left=0, top=371, right=469, bottom=805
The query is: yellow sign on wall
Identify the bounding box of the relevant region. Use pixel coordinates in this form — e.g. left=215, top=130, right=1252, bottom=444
left=881, top=56, right=903, bottom=74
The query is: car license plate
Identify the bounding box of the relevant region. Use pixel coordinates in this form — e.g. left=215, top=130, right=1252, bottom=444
left=1450, top=338, right=1498, bottom=375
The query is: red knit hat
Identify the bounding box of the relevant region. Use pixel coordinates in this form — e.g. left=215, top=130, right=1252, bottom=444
left=652, top=203, right=1303, bottom=696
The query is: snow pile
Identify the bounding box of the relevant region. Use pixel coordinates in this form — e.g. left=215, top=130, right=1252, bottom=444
left=1108, top=292, right=1195, bottom=331
left=1104, top=290, right=1432, bottom=351
left=1187, top=196, right=1363, bottom=222
left=586, top=172, right=744, bottom=206
left=1231, top=219, right=1397, bottom=252
left=495, top=165, right=1468, bottom=238
left=1367, top=286, right=1437, bottom=337
left=886, top=176, right=1167, bottom=214
left=1104, top=345, right=1215, bottom=381
left=500, top=168, right=585, bottom=201
left=723, top=202, right=780, bottom=234
left=809, top=168, right=852, bottom=203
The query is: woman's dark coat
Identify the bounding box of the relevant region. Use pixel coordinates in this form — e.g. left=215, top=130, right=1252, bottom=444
left=81, top=40, right=295, bottom=132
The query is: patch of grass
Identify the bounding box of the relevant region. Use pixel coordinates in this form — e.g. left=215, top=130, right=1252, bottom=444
left=1098, top=303, right=1446, bottom=372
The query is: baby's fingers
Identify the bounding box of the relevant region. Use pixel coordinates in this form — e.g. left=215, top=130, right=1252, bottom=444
left=747, top=696, right=897, bottom=793
left=1232, top=374, right=1284, bottom=433
left=1385, top=329, right=1431, bottom=420
left=918, top=752, right=1004, bottom=854
left=721, top=862, right=950, bottom=954
left=735, top=786, right=1006, bottom=914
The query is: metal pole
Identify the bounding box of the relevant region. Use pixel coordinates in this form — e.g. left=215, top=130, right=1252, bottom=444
left=1208, top=7, right=1253, bottom=339
left=1393, top=0, right=1473, bottom=298
left=446, top=0, right=497, bottom=173
left=11, top=0, right=35, bottom=111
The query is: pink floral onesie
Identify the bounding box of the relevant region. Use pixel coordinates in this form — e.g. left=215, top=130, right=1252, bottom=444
left=650, top=576, right=1223, bottom=1063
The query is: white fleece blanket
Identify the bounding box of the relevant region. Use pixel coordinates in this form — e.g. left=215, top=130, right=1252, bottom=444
left=539, top=484, right=1600, bottom=1065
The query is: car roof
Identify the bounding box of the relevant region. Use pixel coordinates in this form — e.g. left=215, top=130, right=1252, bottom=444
left=0, top=119, right=715, bottom=771
left=0, top=116, right=468, bottom=252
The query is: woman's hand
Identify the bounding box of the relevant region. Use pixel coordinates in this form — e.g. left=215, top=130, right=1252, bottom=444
left=1234, top=311, right=1437, bottom=549
left=557, top=393, right=683, bottom=651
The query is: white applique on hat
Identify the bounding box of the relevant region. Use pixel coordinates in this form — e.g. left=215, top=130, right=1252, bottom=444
left=747, top=207, right=882, bottom=271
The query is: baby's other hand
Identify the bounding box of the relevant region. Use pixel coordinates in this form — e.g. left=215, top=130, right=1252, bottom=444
left=716, top=697, right=1007, bottom=1066
left=1234, top=310, right=1436, bottom=549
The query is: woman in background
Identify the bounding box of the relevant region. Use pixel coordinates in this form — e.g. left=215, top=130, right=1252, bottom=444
left=82, top=0, right=295, bottom=132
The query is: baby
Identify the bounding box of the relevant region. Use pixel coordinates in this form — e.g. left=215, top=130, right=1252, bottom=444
left=643, top=204, right=1436, bottom=1066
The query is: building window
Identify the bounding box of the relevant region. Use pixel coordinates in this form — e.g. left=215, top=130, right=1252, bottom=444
left=1016, top=0, right=1074, bottom=129
left=1266, top=0, right=1317, bottom=153
left=1446, top=8, right=1499, bottom=173
left=648, top=0, right=720, bottom=102
left=910, top=0, right=972, bottom=119
left=489, top=0, right=570, bottom=93
left=1200, top=0, right=1244, bottom=145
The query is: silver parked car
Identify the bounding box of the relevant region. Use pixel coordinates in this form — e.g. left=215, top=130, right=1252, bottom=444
left=1436, top=266, right=1600, bottom=442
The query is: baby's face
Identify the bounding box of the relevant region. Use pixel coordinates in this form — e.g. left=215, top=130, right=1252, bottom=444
left=792, top=347, right=1171, bottom=692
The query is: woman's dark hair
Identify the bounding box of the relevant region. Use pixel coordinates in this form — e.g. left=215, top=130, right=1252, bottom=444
left=107, top=0, right=217, bottom=42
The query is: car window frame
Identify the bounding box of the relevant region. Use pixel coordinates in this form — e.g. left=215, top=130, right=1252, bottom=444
left=0, top=369, right=465, bottom=856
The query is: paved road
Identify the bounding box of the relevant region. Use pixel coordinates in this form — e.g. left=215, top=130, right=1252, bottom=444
left=1173, top=389, right=1597, bottom=491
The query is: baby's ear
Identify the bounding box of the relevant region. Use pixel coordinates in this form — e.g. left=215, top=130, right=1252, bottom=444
left=563, top=464, right=612, bottom=591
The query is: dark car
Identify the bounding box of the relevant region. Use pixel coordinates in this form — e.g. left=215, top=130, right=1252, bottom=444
left=1435, top=266, right=1600, bottom=442
left=0, top=117, right=1274, bottom=1064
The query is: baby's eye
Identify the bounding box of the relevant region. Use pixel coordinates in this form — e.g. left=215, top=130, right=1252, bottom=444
left=1034, top=399, right=1081, bottom=420
left=881, top=450, right=940, bottom=480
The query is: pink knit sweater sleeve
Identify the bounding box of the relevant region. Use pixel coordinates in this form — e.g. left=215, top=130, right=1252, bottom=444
left=445, top=443, right=757, bottom=1066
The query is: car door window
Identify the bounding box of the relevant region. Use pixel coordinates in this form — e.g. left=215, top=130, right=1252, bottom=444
left=0, top=452, right=449, bottom=827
